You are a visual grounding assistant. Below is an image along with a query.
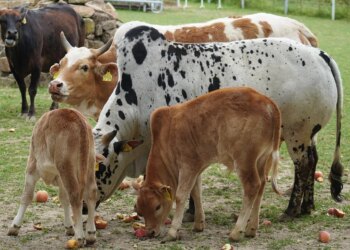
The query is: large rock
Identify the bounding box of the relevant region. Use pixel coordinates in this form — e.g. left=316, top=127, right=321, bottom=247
left=84, top=17, right=95, bottom=34
left=101, top=20, right=117, bottom=31
left=68, top=0, right=89, bottom=4
left=86, top=0, right=118, bottom=19
left=0, top=57, right=11, bottom=73
left=70, top=4, right=95, bottom=17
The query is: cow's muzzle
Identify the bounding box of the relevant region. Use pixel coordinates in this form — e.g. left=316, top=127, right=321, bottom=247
left=48, top=81, right=68, bottom=101
left=5, top=30, right=18, bottom=47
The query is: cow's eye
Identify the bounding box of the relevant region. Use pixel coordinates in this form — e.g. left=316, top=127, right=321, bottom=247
left=155, top=205, right=161, bottom=211
left=81, top=65, right=89, bottom=72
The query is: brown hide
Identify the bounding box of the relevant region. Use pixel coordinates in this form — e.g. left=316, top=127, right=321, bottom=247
left=136, top=87, right=281, bottom=240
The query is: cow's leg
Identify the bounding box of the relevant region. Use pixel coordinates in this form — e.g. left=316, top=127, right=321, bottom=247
left=283, top=136, right=312, bottom=218
left=12, top=71, right=28, bottom=116
left=27, top=69, right=40, bottom=120
left=84, top=179, right=97, bottom=245
left=183, top=197, right=195, bottom=222
left=191, top=175, right=205, bottom=232
left=57, top=179, right=74, bottom=236
left=301, top=141, right=318, bottom=214
left=167, top=170, right=198, bottom=240
left=245, top=155, right=269, bottom=238
left=230, top=158, right=260, bottom=242
left=8, top=156, right=39, bottom=236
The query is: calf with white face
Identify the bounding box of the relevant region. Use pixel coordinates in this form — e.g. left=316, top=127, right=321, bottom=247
left=94, top=23, right=343, bottom=219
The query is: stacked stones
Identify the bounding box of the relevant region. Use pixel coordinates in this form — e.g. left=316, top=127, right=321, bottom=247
left=0, top=0, right=121, bottom=85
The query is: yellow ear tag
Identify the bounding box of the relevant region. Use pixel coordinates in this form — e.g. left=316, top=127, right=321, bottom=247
left=122, top=143, right=133, bottom=152
left=103, top=71, right=112, bottom=82
left=53, top=71, right=59, bottom=79
left=22, top=17, right=27, bottom=25
left=95, top=163, right=99, bottom=172
left=164, top=189, right=172, bottom=201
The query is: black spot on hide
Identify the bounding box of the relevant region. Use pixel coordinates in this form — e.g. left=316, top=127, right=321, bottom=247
left=121, top=73, right=138, bottom=106
left=132, top=40, right=147, bottom=65
left=208, top=76, right=220, bottom=92
left=124, top=26, right=165, bottom=42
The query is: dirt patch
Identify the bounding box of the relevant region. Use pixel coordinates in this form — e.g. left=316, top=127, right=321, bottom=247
left=0, top=160, right=350, bottom=249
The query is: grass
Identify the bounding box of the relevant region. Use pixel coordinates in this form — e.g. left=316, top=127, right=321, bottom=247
left=0, top=5, right=349, bottom=249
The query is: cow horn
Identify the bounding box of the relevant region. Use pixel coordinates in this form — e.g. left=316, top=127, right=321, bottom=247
left=101, top=130, right=117, bottom=147
left=60, top=31, right=73, bottom=52
left=94, top=38, right=113, bottom=57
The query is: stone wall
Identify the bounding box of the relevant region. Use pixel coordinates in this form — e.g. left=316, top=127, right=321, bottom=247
left=0, top=0, right=121, bottom=86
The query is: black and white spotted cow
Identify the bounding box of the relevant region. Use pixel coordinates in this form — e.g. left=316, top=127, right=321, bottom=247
left=93, top=23, right=343, bottom=218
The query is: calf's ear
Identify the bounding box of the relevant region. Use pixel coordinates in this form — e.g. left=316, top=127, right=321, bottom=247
left=49, top=63, right=60, bottom=78
left=96, top=63, right=118, bottom=83
left=159, top=185, right=172, bottom=201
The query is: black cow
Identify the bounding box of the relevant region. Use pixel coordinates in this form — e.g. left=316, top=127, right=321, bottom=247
left=0, top=3, right=85, bottom=120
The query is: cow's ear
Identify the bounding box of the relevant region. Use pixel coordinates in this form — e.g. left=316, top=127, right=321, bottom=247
left=49, top=63, right=60, bottom=78
left=113, top=139, right=144, bottom=154
left=159, top=185, right=172, bottom=201
left=96, top=63, right=118, bottom=83
left=95, top=153, right=105, bottom=163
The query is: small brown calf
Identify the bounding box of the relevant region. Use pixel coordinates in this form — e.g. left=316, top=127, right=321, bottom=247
left=135, top=87, right=281, bottom=241
left=8, top=109, right=98, bottom=248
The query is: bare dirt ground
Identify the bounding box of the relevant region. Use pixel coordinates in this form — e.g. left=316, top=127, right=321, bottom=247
left=1, top=159, right=350, bottom=250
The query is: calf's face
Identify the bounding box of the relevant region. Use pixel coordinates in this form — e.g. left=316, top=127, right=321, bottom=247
left=135, top=184, right=173, bottom=237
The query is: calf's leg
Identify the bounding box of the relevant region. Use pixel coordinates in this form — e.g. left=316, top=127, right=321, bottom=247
left=230, top=159, right=260, bottom=241
left=84, top=181, right=97, bottom=245
left=8, top=157, right=39, bottom=236
left=191, top=175, right=205, bottom=232
left=57, top=179, right=74, bottom=236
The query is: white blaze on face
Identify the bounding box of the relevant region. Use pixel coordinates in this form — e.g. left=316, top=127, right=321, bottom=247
left=66, top=47, right=93, bottom=68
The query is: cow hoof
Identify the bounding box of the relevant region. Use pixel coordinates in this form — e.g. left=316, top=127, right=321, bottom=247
left=65, top=226, right=75, bottom=236
left=7, top=226, right=20, bottom=236
left=182, top=212, right=194, bottom=223
left=26, top=115, right=36, bottom=122
left=86, top=231, right=96, bottom=245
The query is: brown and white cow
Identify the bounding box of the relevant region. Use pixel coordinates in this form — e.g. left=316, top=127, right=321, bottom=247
left=135, top=87, right=282, bottom=241
left=7, top=109, right=99, bottom=248
left=48, top=12, right=317, bottom=120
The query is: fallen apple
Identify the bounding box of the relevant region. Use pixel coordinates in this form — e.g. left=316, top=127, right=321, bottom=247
left=65, top=239, right=78, bottom=249
left=134, top=228, right=147, bottom=238
left=35, top=190, right=49, bottom=202
left=94, top=215, right=108, bottom=229
left=319, top=230, right=330, bottom=243
left=221, top=243, right=234, bottom=250
left=132, top=222, right=146, bottom=230
left=327, top=207, right=335, bottom=216
left=334, top=208, right=345, bottom=218
left=262, top=219, right=272, bottom=226
left=33, top=222, right=42, bottom=230
left=314, top=171, right=323, bottom=180
left=164, top=217, right=172, bottom=225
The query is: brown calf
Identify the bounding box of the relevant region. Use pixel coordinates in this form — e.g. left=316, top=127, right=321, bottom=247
left=8, top=109, right=98, bottom=248
left=135, top=87, right=281, bottom=241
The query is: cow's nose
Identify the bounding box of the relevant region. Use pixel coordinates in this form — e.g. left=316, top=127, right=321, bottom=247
left=49, top=81, right=63, bottom=94
left=7, top=29, right=17, bottom=37
left=148, top=229, right=155, bottom=237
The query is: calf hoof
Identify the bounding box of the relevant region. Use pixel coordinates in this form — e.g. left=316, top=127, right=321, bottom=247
left=193, top=222, right=205, bottom=232
left=244, top=228, right=257, bottom=238
left=86, top=231, right=96, bottom=245
left=65, top=226, right=75, bottom=236
left=182, top=212, right=194, bottom=223
left=229, top=230, right=242, bottom=242
left=7, top=225, right=20, bottom=236
left=167, top=228, right=181, bottom=241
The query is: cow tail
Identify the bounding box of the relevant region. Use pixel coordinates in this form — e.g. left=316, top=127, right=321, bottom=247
left=328, top=57, right=344, bottom=202
left=270, top=102, right=282, bottom=195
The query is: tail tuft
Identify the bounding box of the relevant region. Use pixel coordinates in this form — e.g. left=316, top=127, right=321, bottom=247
left=329, top=160, right=344, bottom=202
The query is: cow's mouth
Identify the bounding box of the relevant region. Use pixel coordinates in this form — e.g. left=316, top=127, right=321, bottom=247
left=4, top=39, right=16, bottom=47
left=50, top=93, right=68, bottom=101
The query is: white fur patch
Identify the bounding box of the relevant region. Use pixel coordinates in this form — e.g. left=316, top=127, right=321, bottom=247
left=66, top=47, right=93, bottom=67
left=272, top=151, right=279, bottom=161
